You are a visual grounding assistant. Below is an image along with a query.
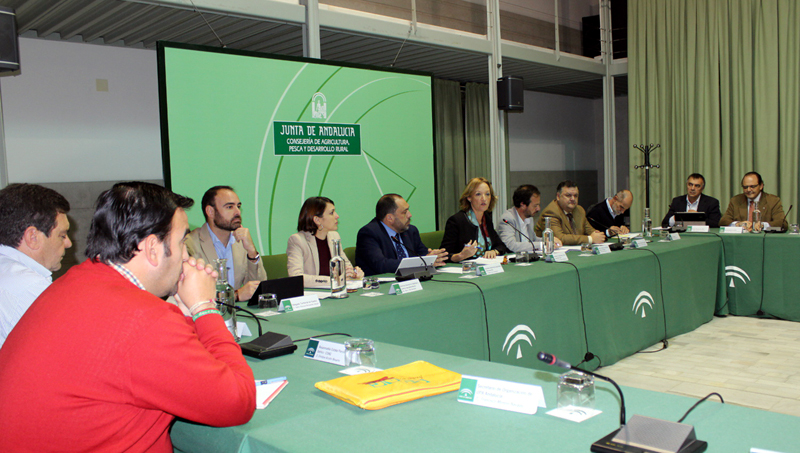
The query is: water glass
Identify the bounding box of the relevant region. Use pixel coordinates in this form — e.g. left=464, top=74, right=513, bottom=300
left=790, top=224, right=799, bottom=235
left=258, top=293, right=279, bottom=313
left=344, top=338, right=377, bottom=368
left=461, top=261, right=476, bottom=273
left=517, top=251, right=531, bottom=263
left=557, top=370, right=595, bottom=409
left=362, top=276, right=379, bottom=290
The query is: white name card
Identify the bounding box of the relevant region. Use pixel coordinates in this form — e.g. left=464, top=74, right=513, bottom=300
left=280, top=294, right=321, bottom=312
left=389, top=278, right=423, bottom=295
left=721, top=226, right=744, bottom=234
left=668, top=233, right=681, bottom=241
left=477, top=263, right=504, bottom=276
left=688, top=225, right=709, bottom=232
left=546, top=251, right=569, bottom=262
left=592, top=244, right=612, bottom=255
left=632, top=239, right=648, bottom=248
left=303, top=338, right=346, bottom=366
left=457, top=375, right=546, bottom=415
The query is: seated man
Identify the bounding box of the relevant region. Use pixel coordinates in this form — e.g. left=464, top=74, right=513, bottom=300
left=534, top=180, right=605, bottom=246
left=661, top=173, right=721, bottom=228
left=0, top=183, right=71, bottom=349
left=587, top=189, right=633, bottom=237
left=720, top=171, right=787, bottom=231
left=356, top=194, right=447, bottom=276
left=187, top=186, right=266, bottom=302
left=0, top=182, right=255, bottom=451
left=498, top=184, right=561, bottom=252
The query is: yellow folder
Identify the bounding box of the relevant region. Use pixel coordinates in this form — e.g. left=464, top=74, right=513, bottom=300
left=315, top=360, right=462, bottom=410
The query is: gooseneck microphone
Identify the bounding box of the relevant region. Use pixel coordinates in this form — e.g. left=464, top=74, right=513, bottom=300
left=537, top=351, right=626, bottom=427
left=502, top=219, right=540, bottom=260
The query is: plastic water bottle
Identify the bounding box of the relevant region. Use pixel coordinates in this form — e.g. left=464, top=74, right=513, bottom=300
left=642, top=208, right=652, bottom=238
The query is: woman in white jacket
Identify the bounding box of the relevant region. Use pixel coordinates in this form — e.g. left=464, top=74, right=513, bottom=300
left=286, top=196, right=363, bottom=288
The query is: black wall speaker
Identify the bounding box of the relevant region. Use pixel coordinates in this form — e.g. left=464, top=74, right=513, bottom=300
left=497, top=76, right=523, bottom=112
left=0, top=7, right=19, bottom=73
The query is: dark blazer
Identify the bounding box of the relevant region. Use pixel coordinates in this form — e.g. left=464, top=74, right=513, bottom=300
left=586, top=199, right=629, bottom=235
left=440, top=210, right=508, bottom=261
left=661, top=194, right=722, bottom=228
left=355, top=218, right=429, bottom=276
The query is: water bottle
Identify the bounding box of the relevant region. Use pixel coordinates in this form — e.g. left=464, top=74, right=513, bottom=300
left=214, top=258, right=238, bottom=341
left=641, top=208, right=652, bottom=238
left=543, top=217, right=555, bottom=256
left=329, top=238, right=348, bottom=299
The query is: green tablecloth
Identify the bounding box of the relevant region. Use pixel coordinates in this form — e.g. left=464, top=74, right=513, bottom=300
left=171, top=324, right=799, bottom=453
left=262, top=235, right=724, bottom=371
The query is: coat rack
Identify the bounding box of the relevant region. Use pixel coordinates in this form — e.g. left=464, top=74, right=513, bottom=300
left=633, top=144, right=660, bottom=211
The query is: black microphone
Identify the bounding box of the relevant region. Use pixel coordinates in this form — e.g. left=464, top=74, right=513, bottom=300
left=772, top=204, right=793, bottom=233
left=217, top=301, right=265, bottom=336
left=537, top=351, right=626, bottom=427
left=502, top=219, right=540, bottom=261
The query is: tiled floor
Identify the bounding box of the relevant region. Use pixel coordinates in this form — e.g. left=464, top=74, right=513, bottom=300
left=599, top=315, right=800, bottom=417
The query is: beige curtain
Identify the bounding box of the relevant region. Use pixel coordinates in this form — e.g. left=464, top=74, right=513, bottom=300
left=465, top=82, right=492, bottom=182
left=629, top=0, right=800, bottom=228
left=433, top=79, right=466, bottom=227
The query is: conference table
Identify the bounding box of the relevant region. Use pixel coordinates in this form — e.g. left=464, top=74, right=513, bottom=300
left=693, top=230, right=800, bottom=320
left=170, top=324, right=799, bottom=453
left=257, top=235, right=726, bottom=372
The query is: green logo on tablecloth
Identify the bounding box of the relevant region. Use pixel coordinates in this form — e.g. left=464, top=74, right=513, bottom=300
left=501, top=324, right=536, bottom=359
left=458, top=378, right=478, bottom=402
left=725, top=265, right=751, bottom=288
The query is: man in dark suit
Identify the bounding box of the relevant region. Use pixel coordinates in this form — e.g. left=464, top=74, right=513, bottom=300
left=661, top=173, right=721, bottom=228
left=356, top=194, right=448, bottom=276
left=587, top=189, right=633, bottom=237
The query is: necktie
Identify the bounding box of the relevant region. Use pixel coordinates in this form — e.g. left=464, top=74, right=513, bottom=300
left=748, top=201, right=754, bottom=222
left=566, top=213, right=575, bottom=232
left=392, top=235, right=407, bottom=259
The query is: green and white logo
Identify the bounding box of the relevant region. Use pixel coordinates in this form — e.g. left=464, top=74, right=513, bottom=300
left=304, top=339, right=319, bottom=358
left=725, top=265, right=751, bottom=288
left=632, top=291, right=655, bottom=318
left=501, top=324, right=536, bottom=359
left=458, top=378, right=478, bottom=402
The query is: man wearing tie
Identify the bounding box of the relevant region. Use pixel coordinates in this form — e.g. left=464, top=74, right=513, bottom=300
left=355, top=194, right=447, bottom=276
left=534, top=181, right=605, bottom=246
left=720, top=172, right=787, bottom=232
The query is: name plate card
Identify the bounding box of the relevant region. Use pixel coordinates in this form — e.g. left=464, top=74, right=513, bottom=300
left=668, top=233, right=681, bottom=241
left=280, top=294, right=321, bottom=312
left=721, top=226, right=744, bottom=234
left=592, top=244, right=612, bottom=255
left=477, top=263, right=504, bottom=276
left=632, top=239, right=648, bottom=248
left=303, top=338, right=347, bottom=366
left=457, top=375, right=546, bottom=415
left=688, top=225, right=709, bottom=233
left=389, top=279, right=423, bottom=295
left=546, top=251, right=569, bottom=262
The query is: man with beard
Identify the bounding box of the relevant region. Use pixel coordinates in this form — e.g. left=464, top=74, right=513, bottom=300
left=187, top=186, right=267, bottom=302
left=0, top=182, right=255, bottom=452
left=356, top=193, right=447, bottom=276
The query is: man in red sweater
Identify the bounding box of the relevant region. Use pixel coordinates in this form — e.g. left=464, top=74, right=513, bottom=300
left=0, top=181, right=256, bottom=452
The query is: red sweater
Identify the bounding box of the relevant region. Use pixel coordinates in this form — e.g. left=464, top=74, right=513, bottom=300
left=0, top=260, right=256, bottom=452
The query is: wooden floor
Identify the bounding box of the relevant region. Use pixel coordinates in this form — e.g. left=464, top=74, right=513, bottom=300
left=599, top=315, right=800, bottom=417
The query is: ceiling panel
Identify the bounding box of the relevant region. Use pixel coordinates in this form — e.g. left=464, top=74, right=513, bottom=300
left=0, top=0, right=624, bottom=98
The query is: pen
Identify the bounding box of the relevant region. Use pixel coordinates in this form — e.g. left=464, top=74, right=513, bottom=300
left=256, top=376, right=287, bottom=386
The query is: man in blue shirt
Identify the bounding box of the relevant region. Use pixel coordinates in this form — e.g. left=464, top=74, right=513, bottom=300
left=356, top=193, right=447, bottom=276
left=186, top=186, right=266, bottom=302
left=0, top=183, right=72, bottom=348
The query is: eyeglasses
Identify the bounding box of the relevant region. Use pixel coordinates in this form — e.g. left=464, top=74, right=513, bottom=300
left=742, top=184, right=760, bottom=190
